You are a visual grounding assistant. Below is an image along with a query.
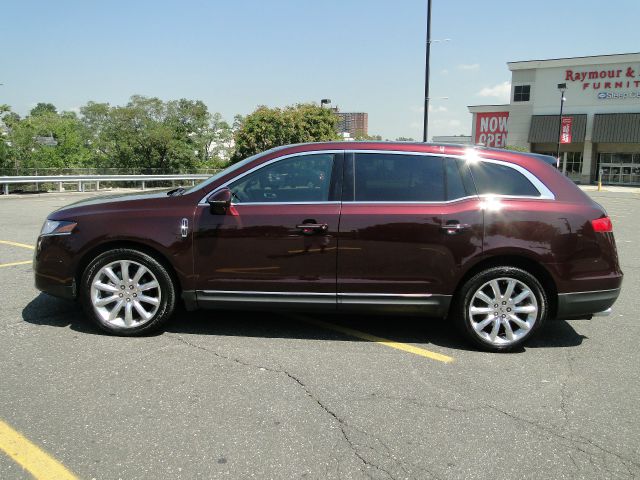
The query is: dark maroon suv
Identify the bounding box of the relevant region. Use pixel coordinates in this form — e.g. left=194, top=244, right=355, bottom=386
left=34, top=142, right=622, bottom=351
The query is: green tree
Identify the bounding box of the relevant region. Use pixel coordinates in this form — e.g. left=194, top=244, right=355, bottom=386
left=353, top=133, right=383, bottom=141
left=6, top=109, right=90, bottom=170
left=505, top=145, right=530, bottom=153
left=231, top=103, right=339, bottom=163
left=29, top=103, right=57, bottom=117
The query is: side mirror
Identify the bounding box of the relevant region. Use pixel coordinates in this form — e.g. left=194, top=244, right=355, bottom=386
left=207, top=188, right=232, bottom=215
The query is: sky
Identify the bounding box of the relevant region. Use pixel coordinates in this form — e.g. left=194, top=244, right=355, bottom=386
left=1, top=0, right=638, bottom=140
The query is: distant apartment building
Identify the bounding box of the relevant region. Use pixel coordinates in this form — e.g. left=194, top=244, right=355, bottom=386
left=333, top=109, right=368, bottom=137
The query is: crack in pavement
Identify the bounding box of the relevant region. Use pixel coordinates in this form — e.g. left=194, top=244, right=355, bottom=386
left=487, top=405, right=639, bottom=478
left=360, top=392, right=638, bottom=478
left=559, top=348, right=574, bottom=427
left=165, top=333, right=435, bottom=480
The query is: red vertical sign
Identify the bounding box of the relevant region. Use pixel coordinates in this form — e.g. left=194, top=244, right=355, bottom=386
left=560, top=117, right=573, bottom=144
left=474, top=112, right=509, bottom=148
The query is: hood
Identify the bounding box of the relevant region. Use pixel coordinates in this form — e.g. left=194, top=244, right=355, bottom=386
left=50, top=190, right=175, bottom=217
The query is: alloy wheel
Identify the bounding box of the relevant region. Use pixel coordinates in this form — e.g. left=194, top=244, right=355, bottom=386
left=90, top=260, right=161, bottom=328
left=468, top=277, right=538, bottom=346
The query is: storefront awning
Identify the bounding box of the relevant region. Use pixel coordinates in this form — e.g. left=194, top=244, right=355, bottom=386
left=593, top=114, right=640, bottom=143
left=528, top=114, right=587, bottom=143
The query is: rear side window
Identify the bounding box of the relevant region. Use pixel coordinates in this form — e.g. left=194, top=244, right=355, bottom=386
left=354, top=153, right=444, bottom=201
left=444, top=158, right=471, bottom=200
left=469, top=161, right=540, bottom=197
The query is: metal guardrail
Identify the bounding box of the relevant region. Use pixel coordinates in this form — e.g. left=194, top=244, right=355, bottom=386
left=0, top=174, right=212, bottom=195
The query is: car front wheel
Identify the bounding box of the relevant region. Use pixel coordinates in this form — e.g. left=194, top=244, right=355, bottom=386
left=80, top=248, right=176, bottom=335
left=453, top=266, right=548, bottom=352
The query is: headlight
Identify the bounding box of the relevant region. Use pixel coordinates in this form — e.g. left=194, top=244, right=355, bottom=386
left=40, top=220, right=77, bottom=236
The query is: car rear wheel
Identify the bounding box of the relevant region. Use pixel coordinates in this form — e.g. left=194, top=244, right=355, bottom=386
left=453, top=266, right=548, bottom=352
left=81, top=248, right=176, bottom=335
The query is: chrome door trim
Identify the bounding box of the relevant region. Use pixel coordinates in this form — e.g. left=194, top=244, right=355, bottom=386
left=338, top=293, right=451, bottom=305
left=196, top=290, right=336, bottom=304
left=195, top=290, right=450, bottom=305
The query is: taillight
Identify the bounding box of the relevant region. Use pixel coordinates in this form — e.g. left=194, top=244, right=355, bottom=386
left=591, top=217, right=613, bottom=233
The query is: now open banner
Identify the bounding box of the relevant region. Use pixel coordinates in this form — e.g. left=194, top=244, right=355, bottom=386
left=475, top=112, right=509, bottom=148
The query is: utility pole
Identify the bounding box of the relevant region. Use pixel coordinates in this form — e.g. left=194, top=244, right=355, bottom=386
left=422, top=0, right=432, bottom=142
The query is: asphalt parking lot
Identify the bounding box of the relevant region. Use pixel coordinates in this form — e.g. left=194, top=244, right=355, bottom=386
left=0, top=189, right=639, bottom=480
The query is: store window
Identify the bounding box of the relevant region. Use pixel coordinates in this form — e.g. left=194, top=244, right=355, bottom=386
left=514, top=85, right=531, bottom=102
left=598, top=153, right=640, bottom=185
left=559, top=152, right=583, bottom=175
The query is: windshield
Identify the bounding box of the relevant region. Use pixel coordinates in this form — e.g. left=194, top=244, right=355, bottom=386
left=185, top=146, right=288, bottom=194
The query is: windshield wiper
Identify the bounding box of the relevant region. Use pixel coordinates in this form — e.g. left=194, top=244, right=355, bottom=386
left=166, top=187, right=186, bottom=196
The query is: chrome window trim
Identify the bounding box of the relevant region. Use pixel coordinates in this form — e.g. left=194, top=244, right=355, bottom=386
left=348, top=150, right=555, bottom=201
left=198, top=150, right=344, bottom=205
left=198, top=148, right=555, bottom=205
left=215, top=201, right=341, bottom=206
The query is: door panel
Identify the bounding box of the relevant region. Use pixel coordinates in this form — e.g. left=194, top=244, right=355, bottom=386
left=192, top=152, right=342, bottom=296
left=337, top=200, right=483, bottom=295
left=337, top=152, right=483, bottom=298
left=193, top=203, right=341, bottom=293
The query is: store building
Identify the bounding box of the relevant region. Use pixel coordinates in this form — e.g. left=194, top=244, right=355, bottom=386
left=468, top=53, right=640, bottom=185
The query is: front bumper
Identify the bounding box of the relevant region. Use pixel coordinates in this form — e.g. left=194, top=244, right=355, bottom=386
left=556, top=288, right=621, bottom=320
left=33, top=234, right=78, bottom=300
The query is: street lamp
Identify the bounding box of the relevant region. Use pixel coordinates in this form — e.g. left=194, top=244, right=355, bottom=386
left=556, top=83, right=567, bottom=161
left=320, top=99, right=331, bottom=108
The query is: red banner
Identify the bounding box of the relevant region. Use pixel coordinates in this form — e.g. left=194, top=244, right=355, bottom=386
left=560, top=117, right=573, bottom=144
left=475, top=112, right=509, bottom=148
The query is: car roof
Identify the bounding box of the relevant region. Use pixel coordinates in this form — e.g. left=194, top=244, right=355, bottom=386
left=273, top=141, right=557, bottom=168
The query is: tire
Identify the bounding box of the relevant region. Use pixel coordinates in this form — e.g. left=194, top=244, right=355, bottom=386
left=452, top=266, right=548, bottom=352
left=80, top=248, right=176, bottom=336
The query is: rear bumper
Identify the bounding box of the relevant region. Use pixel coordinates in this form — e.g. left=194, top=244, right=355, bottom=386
left=556, top=288, right=621, bottom=320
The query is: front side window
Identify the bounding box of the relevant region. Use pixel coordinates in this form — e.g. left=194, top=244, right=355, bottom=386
left=469, top=161, right=541, bottom=197
left=514, top=85, right=531, bottom=102
left=228, top=154, right=334, bottom=203
left=354, top=153, right=445, bottom=201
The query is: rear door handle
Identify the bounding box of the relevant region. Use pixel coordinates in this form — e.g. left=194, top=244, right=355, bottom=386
left=296, top=222, right=329, bottom=235
left=441, top=222, right=469, bottom=235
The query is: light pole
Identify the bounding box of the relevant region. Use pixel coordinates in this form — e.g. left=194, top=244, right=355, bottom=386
left=422, top=0, right=432, bottom=142
left=556, top=83, right=567, bottom=161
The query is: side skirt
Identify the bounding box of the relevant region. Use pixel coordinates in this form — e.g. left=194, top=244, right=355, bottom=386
left=183, top=290, right=451, bottom=316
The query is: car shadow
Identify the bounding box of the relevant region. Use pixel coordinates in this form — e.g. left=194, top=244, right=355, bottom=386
left=22, top=293, right=587, bottom=352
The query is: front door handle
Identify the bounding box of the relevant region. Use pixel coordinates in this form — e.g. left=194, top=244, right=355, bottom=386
left=296, top=221, right=328, bottom=235
left=441, top=221, right=470, bottom=235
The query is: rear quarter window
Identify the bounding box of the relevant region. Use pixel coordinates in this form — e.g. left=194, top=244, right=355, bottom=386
left=469, top=161, right=540, bottom=197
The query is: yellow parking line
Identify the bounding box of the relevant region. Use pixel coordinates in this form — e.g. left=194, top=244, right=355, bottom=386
left=297, top=316, right=454, bottom=364
left=0, top=419, right=78, bottom=480
left=0, top=240, right=35, bottom=250
left=0, top=260, right=31, bottom=268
